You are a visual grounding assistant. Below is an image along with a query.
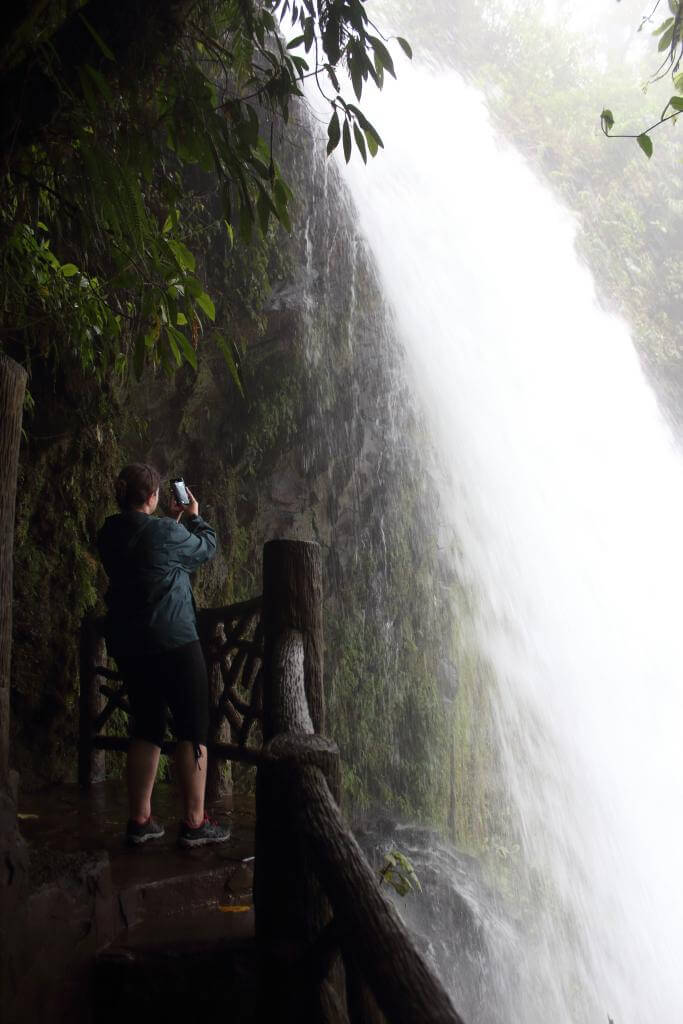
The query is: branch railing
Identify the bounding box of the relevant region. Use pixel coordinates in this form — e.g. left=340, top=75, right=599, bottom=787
left=254, top=540, right=465, bottom=1024
left=78, top=538, right=465, bottom=1024
left=78, top=596, right=266, bottom=791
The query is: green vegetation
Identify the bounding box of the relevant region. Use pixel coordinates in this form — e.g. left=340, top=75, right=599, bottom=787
left=8, top=1, right=680, bottom=856
left=1, top=0, right=410, bottom=386
left=379, top=849, right=422, bottom=897
left=601, top=0, right=683, bottom=158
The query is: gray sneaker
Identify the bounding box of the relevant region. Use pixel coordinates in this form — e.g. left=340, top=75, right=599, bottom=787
left=178, top=814, right=230, bottom=848
left=126, top=817, right=165, bottom=845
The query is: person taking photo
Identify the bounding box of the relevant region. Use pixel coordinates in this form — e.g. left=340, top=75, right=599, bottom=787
left=97, top=462, right=229, bottom=847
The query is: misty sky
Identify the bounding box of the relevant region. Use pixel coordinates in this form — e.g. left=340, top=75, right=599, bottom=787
left=541, top=0, right=665, bottom=55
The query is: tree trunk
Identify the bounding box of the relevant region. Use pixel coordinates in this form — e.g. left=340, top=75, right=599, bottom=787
left=0, top=354, right=29, bottom=1011
left=0, top=354, right=26, bottom=783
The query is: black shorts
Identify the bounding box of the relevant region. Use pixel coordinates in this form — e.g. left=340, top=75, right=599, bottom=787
left=117, top=640, right=209, bottom=750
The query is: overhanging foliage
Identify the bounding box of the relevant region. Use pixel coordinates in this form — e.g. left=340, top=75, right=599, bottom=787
left=601, top=0, right=682, bottom=157
left=0, top=0, right=410, bottom=385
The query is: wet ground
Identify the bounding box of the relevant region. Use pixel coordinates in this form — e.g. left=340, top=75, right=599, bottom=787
left=19, top=779, right=253, bottom=887
left=7, top=781, right=258, bottom=1023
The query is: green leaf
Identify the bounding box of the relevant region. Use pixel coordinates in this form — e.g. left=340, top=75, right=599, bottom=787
left=353, top=122, right=367, bottom=163
left=60, top=263, right=79, bottom=277
left=396, top=37, right=413, bottom=59
left=162, top=210, right=179, bottom=235
left=637, top=133, right=654, bottom=159
left=369, top=35, right=396, bottom=79
left=166, top=239, right=196, bottom=273
left=364, top=121, right=384, bottom=152
left=327, top=110, right=341, bottom=156
left=289, top=54, right=309, bottom=76
left=286, top=34, right=305, bottom=48
left=176, top=312, right=188, bottom=325
left=654, top=16, right=675, bottom=36
left=378, top=848, right=422, bottom=897
left=303, top=16, right=314, bottom=52
left=168, top=324, right=197, bottom=369
left=674, top=71, right=683, bottom=93
left=214, top=332, right=244, bottom=396
left=668, top=96, right=683, bottom=112
left=78, top=13, right=115, bottom=60
left=658, top=25, right=675, bottom=50
left=165, top=326, right=183, bottom=366
left=600, top=108, right=614, bottom=133
left=184, top=276, right=203, bottom=299
left=194, top=291, right=216, bottom=321
left=350, top=56, right=363, bottom=101
left=365, top=128, right=378, bottom=157
left=342, top=119, right=352, bottom=163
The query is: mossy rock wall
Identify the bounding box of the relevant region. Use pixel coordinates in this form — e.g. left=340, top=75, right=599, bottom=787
left=10, top=125, right=468, bottom=833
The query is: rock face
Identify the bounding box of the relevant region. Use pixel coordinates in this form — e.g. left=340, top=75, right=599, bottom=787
left=355, top=816, right=507, bottom=1024
left=10, top=115, right=460, bottom=828
left=3, top=849, right=114, bottom=1024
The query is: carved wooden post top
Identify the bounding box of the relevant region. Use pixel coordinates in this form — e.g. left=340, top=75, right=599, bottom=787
left=262, top=540, right=324, bottom=739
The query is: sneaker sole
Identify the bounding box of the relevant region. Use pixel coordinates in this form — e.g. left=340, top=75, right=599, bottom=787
left=178, top=832, right=231, bottom=848
left=126, top=829, right=166, bottom=845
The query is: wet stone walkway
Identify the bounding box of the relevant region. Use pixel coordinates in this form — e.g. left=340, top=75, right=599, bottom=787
left=10, top=782, right=258, bottom=1024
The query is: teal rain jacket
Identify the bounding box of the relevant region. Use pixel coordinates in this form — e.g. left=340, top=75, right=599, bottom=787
left=97, top=510, right=216, bottom=658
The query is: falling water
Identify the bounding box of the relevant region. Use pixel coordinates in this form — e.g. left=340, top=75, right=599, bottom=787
left=336, top=63, right=683, bottom=1023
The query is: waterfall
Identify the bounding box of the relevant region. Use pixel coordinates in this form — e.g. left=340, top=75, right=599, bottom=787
left=336, top=65, right=683, bottom=1022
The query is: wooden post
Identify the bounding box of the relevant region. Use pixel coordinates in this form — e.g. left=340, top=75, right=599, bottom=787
left=203, top=622, right=231, bottom=803
left=294, top=768, right=465, bottom=1024
left=262, top=539, right=324, bottom=738
left=0, top=355, right=29, bottom=1007
left=255, top=734, right=347, bottom=1024
left=78, top=617, right=106, bottom=786
left=0, top=354, right=26, bottom=785
left=256, top=540, right=346, bottom=1022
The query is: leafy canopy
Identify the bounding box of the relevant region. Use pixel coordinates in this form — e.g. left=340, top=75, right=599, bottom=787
left=0, top=0, right=411, bottom=385
left=601, top=0, right=683, bottom=158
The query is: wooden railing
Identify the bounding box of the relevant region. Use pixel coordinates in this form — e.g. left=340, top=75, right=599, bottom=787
left=78, top=595, right=266, bottom=791
left=79, top=539, right=465, bottom=1024
left=255, top=541, right=465, bottom=1024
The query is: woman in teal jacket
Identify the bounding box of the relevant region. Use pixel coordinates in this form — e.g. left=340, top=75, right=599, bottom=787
left=98, top=463, right=228, bottom=847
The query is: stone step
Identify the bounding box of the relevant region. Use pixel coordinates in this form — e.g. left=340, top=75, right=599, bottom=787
left=95, top=903, right=257, bottom=1023
left=111, top=838, right=255, bottom=932
left=9, top=782, right=258, bottom=1023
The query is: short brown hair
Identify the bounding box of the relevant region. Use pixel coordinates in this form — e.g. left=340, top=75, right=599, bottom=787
left=115, top=463, right=161, bottom=510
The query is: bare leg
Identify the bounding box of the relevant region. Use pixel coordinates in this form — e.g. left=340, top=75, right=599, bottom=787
left=127, top=739, right=161, bottom=823
left=176, top=741, right=207, bottom=828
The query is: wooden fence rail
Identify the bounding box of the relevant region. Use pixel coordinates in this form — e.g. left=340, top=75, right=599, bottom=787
left=78, top=595, right=266, bottom=793
left=255, top=540, right=465, bottom=1024
left=78, top=538, right=466, bottom=1024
